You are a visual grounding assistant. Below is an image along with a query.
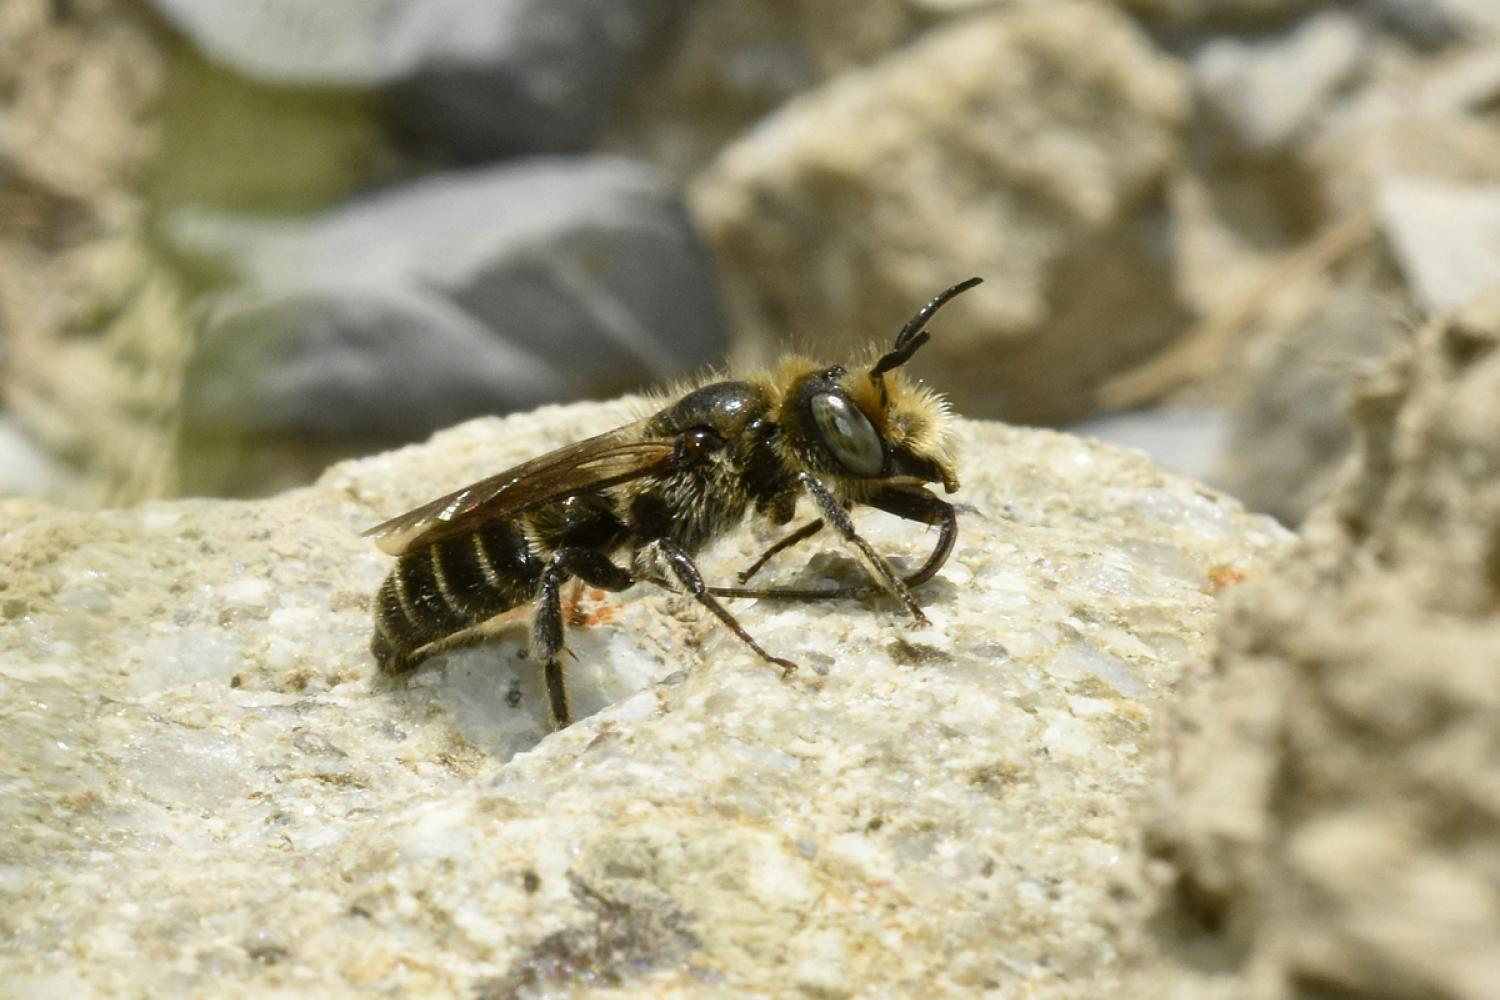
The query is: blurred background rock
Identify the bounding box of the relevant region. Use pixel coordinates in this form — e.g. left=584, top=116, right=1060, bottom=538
left=2, top=0, right=1497, bottom=518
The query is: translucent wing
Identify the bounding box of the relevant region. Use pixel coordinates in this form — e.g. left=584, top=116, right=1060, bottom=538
left=363, top=421, right=680, bottom=556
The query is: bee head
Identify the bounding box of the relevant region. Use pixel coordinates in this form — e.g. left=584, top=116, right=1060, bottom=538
left=779, top=279, right=980, bottom=495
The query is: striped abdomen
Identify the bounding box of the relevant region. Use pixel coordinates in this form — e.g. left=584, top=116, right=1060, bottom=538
left=371, top=519, right=542, bottom=673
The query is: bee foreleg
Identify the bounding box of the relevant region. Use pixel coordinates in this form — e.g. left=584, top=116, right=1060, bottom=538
left=796, top=472, right=928, bottom=625
left=532, top=547, right=638, bottom=729
left=862, top=485, right=957, bottom=590
left=637, top=538, right=797, bottom=678
left=738, top=518, right=825, bottom=583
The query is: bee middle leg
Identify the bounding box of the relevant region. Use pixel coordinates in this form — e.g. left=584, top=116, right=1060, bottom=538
left=738, top=518, right=824, bottom=583
left=638, top=538, right=797, bottom=677
left=532, top=547, right=636, bottom=729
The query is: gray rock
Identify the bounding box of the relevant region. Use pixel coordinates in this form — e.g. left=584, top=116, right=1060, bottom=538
left=1120, top=0, right=1324, bottom=23
left=144, top=0, right=681, bottom=158
left=171, top=158, right=726, bottom=495
left=691, top=1, right=1191, bottom=425
left=0, top=398, right=1288, bottom=996
left=1367, top=0, right=1500, bottom=47
left=1193, top=10, right=1368, bottom=155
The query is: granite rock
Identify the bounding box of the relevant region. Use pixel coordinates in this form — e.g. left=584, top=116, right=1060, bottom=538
left=170, top=159, right=726, bottom=496
left=690, top=1, right=1190, bottom=425
left=0, top=398, right=1287, bottom=996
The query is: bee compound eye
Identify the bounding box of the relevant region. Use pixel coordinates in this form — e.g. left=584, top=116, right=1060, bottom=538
left=809, top=393, right=884, bottom=477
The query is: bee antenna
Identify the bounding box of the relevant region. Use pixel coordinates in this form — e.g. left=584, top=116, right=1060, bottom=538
left=870, top=277, right=982, bottom=404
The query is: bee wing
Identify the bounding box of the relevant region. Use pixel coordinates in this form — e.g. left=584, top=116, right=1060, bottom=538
left=362, top=421, right=680, bottom=556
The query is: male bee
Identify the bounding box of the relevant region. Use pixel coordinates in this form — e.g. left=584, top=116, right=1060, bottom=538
left=365, top=278, right=981, bottom=729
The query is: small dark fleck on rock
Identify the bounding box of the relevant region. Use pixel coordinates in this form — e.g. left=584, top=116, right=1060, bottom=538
left=230, top=675, right=242, bottom=689
left=293, top=729, right=348, bottom=757
left=803, top=651, right=834, bottom=676
left=373, top=720, right=407, bottom=741
left=243, top=937, right=290, bottom=966
left=329, top=590, right=369, bottom=612
left=506, top=679, right=523, bottom=708
left=522, top=870, right=541, bottom=893
left=887, top=637, right=953, bottom=666
left=970, top=763, right=1021, bottom=796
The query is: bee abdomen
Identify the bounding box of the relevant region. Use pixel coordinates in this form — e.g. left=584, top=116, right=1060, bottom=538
left=372, top=520, right=541, bottom=673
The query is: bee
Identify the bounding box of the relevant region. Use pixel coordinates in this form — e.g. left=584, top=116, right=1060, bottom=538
left=365, top=278, right=981, bottom=729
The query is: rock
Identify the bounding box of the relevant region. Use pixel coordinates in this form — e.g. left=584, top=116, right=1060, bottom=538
left=1310, top=36, right=1500, bottom=219
left=1116, top=0, right=1323, bottom=26
left=1203, top=34, right=1500, bottom=523
left=0, top=2, right=201, bottom=506
left=604, top=0, right=1010, bottom=180
left=1117, top=28, right=1500, bottom=521
left=1070, top=407, right=1229, bottom=484
left=1376, top=175, right=1500, bottom=314
left=169, top=158, right=726, bottom=496
left=0, top=398, right=1288, bottom=995
left=1128, top=287, right=1500, bottom=998
left=143, top=0, right=681, bottom=159
left=602, top=0, right=825, bottom=180
left=0, top=417, right=67, bottom=499
left=691, top=1, right=1190, bottom=425
left=1193, top=10, right=1368, bottom=156
left=1368, top=0, right=1500, bottom=47
left=1213, top=240, right=1410, bottom=525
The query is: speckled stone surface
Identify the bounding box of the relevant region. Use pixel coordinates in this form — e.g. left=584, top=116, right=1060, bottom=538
left=0, top=398, right=1288, bottom=997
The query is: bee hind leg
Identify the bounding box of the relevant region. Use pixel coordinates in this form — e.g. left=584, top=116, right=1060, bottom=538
left=532, top=547, right=637, bottom=729
left=638, top=538, right=796, bottom=678
left=737, top=518, right=824, bottom=583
